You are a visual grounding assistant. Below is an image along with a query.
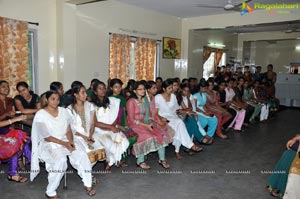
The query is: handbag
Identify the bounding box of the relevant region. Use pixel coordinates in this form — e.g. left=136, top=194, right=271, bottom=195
left=87, top=149, right=106, bottom=163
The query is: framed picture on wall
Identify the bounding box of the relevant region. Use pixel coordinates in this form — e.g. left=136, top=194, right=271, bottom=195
left=163, top=37, right=181, bottom=59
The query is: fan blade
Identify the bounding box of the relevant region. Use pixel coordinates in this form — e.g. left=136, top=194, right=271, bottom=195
left=235, top=0, right=253, bottom=7
left=76, top=0, right=107, bottom=5
left=196, top=4, right=225, bottom=8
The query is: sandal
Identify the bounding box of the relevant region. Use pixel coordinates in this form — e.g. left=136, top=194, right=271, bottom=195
left=7, top=175, right=28, bottom=183
left=45, top=194, right=61, bottom=199
left=175, top=152, right=183, bottom=160
left=270, top=190, right=280, bottom=198
left=116, top=161, right=128, bottom=168
left=158, top=160, right=170, bottom=169
left=85, top=187, right=96, bottom=197
left=190, top=145, right=203, bottom=152
left=136, top=162, right=151, bottom=170
left=105, top=162, right=111, bottom=171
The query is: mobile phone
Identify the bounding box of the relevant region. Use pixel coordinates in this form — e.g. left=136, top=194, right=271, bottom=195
left=15, top=111, right=22, bottom=116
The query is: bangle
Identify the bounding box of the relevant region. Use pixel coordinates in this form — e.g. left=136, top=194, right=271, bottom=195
left=8, top=119, right=12, bottom=125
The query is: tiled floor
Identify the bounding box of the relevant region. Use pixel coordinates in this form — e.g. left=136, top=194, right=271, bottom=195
left=0, top=108, right=298, bottom=199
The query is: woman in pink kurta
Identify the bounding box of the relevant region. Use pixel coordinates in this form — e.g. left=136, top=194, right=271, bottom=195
left=127, top=81, right=172, bottom=169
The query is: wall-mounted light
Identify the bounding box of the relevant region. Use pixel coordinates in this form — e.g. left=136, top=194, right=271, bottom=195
left=295, top=46, right=300, bottom=51
left=208, top=43, right=226, bottom=48
left=49, top=56, right=55, bottom=70
left=59, top=56, right=64, bottom=69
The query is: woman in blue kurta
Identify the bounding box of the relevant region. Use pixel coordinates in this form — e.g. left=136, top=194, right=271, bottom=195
left=193, top=79, right=217, bottom=138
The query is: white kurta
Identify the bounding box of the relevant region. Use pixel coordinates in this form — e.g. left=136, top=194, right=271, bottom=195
left=155, top=94, right=194, bottom=152
left=94, top=97, right=129, bottom=166
left=67, top=101, right=105, bottom=166
left=30, top=107, right=92, bottom=197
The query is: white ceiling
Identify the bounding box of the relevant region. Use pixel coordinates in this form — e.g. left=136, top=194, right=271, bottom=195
left=116, top=0, right=298, bottom=18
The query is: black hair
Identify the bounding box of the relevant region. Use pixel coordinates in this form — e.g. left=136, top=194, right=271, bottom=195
left=267, top=64, right=273, bottom=69
left=71, top=81, right=83, bottom=89
left=181, top=78, right=188, bottom=83
left=198, top=78, right=208, bottom=88
left=244, top=65, right=249, bottom=69
left=16, top=81, right=35, bottom=95
left=146, top=80, right=156, bottom=90
left=156, top=77, right=163, bottom=82
left=207, top=77, right=215, bottom=84
left=131, top=81, right=145, bottom=99
left=91, top=78, right=99, bottom=85
left=0, top=80, right=8, bottom=85
left=176, top=83, right=190, bottom=106
left=92, top=81, right=110, bottom=109
left=109, top=78, right=123, bottom=88
left=16, top=81, right=29, bottom=90
left=50, top=81, right=63, bottom=92
left=218, top=79, right=226, bottom=85
left=140, top=80, right=147, bottom=87
left=162, top=78, right=174, bottom=90
left=45, top=90, right=59, bottom=100
left=125, top=79, right=136, bottom=91
left=71, top=84, right=86, bottom=104
left=188, top=77, right=197, bottom=82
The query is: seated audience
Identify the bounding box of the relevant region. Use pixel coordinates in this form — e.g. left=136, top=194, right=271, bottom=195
left=92, top=81, right=129, bottom=170
left=127, top=81, right=172, bottom=169
left=14, top=81, right=41, bottom=119
left=206, top=78, right=232, bottom=139
left=193, top=79, right=218, bottom=139
left=155, top=79, right=202, bottom=160
left=30, top=90, right=96, bottom=198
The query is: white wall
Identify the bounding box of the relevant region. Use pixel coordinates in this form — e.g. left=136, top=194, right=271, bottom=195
left=182, top=10, right=300, bottom=78
left=243, top=39, right=300, bottom=74
left=61, top=0, right=181, bottom=88
left=0, top=0, right=57, bottom=94
left=188, top=29, right=238, bottom=78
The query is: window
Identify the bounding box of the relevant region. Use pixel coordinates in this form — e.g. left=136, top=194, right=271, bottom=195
left=203, top=52, right=226, bottom=79
left=109, top=33, right=160, bottom=83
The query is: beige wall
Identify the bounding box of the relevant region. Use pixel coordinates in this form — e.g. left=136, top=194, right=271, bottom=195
left=63, top=0, right=181, bottom=87
left=0, top=0, right=57, bottom=94
left=243, top=38, right=300, bottom=74
left=1, top=0, right=181, bottom=93
left=182, top=10, right=300, bottom=78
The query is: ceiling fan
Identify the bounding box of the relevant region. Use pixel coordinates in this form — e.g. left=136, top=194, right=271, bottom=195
left=66, top=0, right=107, bottom=6
left=197, top=0, right=253, bottom=11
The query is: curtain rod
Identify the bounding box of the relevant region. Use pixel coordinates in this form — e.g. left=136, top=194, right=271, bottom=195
left=109, top=32, right=161, bottom=42
left=28, top=22, right=39, bottom=26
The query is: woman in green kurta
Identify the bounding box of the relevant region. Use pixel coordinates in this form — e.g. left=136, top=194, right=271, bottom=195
left=109, top=78, right=138, bottom=166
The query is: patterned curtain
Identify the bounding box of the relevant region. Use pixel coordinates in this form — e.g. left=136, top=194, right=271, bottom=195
left=109, top=33, right=131, bottom=84
left=0, top=17, right=29, bottom=97
left=134, top=38, right=156, bottom=81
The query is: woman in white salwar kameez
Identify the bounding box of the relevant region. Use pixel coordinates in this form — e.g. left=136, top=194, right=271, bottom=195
left=283, top=135, right=300, bottom=199
left=30, top=90, right=95, bottom=199
left=92, top=81, right=129, bottom=170
left=66, top=83, right=105, bottom=184
left=155, top=79, right=202, bottom=160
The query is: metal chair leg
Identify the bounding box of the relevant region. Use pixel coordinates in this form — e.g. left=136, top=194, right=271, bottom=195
left=63, top=172, right=67, bottom=189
